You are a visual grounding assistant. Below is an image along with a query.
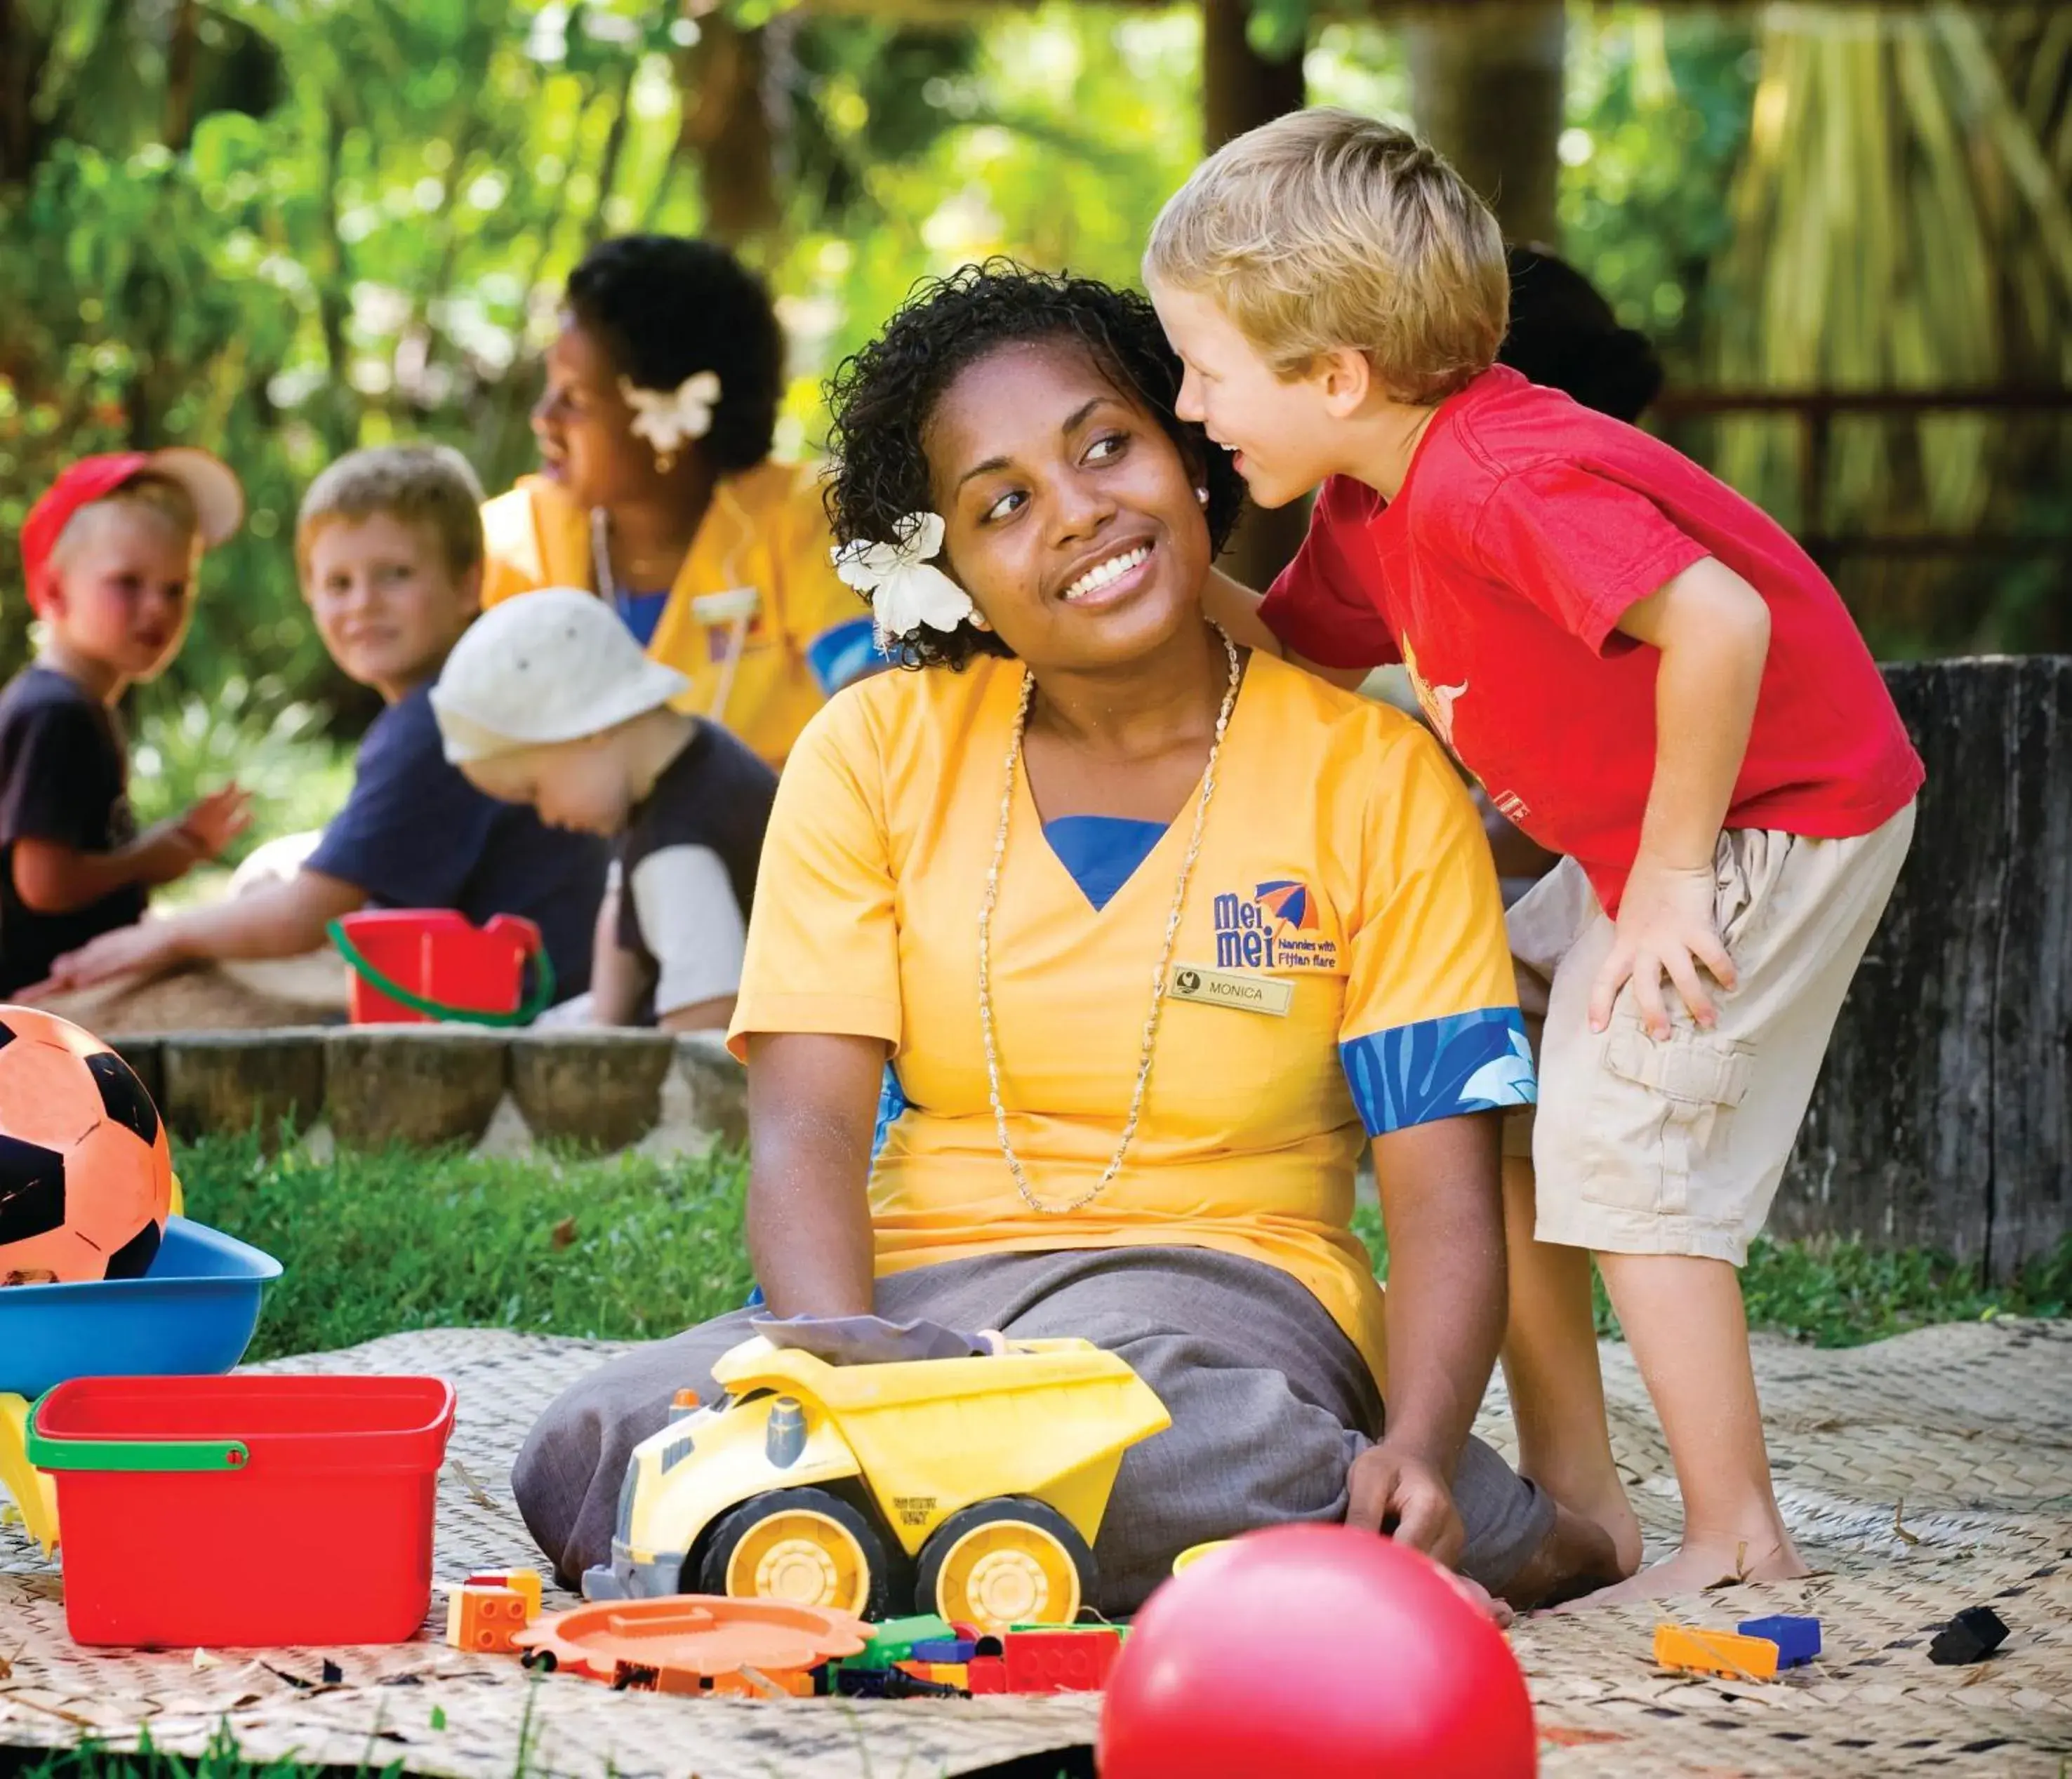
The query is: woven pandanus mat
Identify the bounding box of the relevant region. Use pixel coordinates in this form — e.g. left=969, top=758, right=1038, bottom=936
left=4, top=1320, right=2069, bottom=1777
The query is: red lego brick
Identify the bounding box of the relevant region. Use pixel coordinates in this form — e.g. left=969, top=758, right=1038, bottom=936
left=997, top=1629, right=1123, bottom=1693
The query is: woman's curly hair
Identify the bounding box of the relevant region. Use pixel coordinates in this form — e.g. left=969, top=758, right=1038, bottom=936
left=823, top=262, right=1249, bottom=669
left=566, top=234, right=783, bottom=476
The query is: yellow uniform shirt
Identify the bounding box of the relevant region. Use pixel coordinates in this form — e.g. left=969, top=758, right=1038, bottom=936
left=727, top=650, right=1534, bottom=1379
left=480, top=461, right=874, bottom=766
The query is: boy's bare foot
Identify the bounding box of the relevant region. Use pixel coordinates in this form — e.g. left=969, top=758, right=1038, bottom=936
left=1553, top=1529, right=1808, bottom=1611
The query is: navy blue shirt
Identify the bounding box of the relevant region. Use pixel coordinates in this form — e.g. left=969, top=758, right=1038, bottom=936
left=0, top=665, right=145, bottom=995
left=307, top=684, right=606, bottom=1002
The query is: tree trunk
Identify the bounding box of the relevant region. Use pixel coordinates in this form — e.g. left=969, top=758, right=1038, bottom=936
left=162, top=0, right=201, bottom=152
left=1202, top=0, right=1304, bottom=149
left=1402, top=2, right=1565, bottom=247
left=1201, top=0, right=1310, bottom=593
left=678, top=2, right=778, bottom=248
left=585, top=51, right=642, bottom=248
left=0, top=0, right=48, bottom=186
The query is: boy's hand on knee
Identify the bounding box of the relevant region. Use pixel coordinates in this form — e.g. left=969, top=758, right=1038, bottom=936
left=1589, top=853, right=1736, bottom=1039
left=1347, top=1441, right=1466, bottom=1569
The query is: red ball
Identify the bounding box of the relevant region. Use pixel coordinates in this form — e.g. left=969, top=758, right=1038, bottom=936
left=1099, top=1525, right=1536, bottom=1779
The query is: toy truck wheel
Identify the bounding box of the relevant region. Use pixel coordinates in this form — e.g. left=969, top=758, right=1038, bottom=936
left=917, top=1498, right=1096, bottom=1635
left=695, top=1486, right=900, bottom=1619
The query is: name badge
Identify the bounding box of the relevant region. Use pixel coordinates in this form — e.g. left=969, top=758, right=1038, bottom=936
left=1169, top=964, right=1293, bottom=1018
left=692, top=586, right=761, bottom=626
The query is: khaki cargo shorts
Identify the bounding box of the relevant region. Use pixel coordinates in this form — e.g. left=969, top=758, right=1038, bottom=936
left=1503, top=803, right=1916, bottom=1263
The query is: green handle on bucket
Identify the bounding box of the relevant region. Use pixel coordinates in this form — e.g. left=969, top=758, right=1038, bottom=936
left=327, top=919, right=556, bottom=1028
left=26, top=1415, right=249, bottom=1474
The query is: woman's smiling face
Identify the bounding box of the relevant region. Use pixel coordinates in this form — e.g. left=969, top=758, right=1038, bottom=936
left=924, top=336, right=1213, bottom=672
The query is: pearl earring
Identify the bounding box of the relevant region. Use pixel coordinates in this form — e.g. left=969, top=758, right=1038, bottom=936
left=1195, top=486, right=1209, bottom=505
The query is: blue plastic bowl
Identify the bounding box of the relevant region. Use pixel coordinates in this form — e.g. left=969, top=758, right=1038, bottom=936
left=0, top=1218, right=281, bottom=1398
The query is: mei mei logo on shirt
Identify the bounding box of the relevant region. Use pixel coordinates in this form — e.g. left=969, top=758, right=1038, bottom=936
left=1211, top=880, right=1339, bottom=972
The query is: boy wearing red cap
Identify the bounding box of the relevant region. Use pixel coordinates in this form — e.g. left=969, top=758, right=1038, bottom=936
left=1, top=451, right=251, bottom=996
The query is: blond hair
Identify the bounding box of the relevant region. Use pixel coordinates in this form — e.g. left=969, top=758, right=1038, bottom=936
left=1145, top=108, right=1508, bottom=404
left=48, top=476, right=201, bottom=579
left=295, top=443, right=486, bottom=583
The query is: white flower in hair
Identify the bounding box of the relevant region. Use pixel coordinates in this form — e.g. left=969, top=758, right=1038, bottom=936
left=620, top=370, right=722, bottom=453
left=832, top=512, right=976, bottom=645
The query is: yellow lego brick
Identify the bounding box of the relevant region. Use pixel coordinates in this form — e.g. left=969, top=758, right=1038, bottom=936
left=927, top=1663, right=969, bottom=1688
left=1653, top=1623, right=1779, bottom=1681
left=465, top=1567, right=543, bottom=1620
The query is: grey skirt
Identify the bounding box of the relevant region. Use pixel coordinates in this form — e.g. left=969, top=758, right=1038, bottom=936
left=512, top=1244, right=1553, bottom=1614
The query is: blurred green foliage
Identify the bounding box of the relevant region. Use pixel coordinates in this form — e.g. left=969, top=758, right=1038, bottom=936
left=4, top=0, right=2061, bottom=845
left=1556, top=8, right=1757, bottom=378
left=126, top=679, right=356, bottom=865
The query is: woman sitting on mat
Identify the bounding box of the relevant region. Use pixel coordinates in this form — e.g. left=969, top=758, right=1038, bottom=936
left=513, top=266, right=1621, bottom=1616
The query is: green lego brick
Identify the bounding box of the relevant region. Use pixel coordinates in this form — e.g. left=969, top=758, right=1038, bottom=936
left=830, top=1613, right=958, bottom=1670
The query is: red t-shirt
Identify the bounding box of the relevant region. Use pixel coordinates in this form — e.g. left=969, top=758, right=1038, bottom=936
left=1259, top=366, right=1923, bottom=914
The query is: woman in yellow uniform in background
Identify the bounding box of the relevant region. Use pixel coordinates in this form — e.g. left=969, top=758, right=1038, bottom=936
left=482, top=234, right=877, bottom=769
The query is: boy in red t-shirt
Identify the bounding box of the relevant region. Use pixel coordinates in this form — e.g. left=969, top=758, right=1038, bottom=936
left=1147, top=109, right=1922, bottom=1606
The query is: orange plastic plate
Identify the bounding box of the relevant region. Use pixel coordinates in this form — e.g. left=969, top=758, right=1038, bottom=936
left=514, top=1594, right=870, bottom=1685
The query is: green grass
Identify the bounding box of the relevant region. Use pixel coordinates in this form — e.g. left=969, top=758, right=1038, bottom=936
left=180, top=1134, right=755, bottom=1363
left=173, top=1133, right=2072, bottom=1360
left=1350, top=1201, right=2072, bottom=1348
left=0, top=1727, right=396, bottom=1779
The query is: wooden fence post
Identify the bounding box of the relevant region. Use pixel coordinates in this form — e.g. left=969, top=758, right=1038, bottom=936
left=1779, top=656, right=2071, bottom=1281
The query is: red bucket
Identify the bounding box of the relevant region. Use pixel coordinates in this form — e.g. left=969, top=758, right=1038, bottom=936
left=331, top=910, right=550, bottom=1025
left=29, top=1374, right=456, bottom=1646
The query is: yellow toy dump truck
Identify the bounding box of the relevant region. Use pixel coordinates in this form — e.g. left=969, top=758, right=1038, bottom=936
left=585, top=1336, right=1170, bottom=1632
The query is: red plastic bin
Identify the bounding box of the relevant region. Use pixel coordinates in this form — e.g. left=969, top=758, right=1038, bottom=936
left=332, top=910, right=549, bottom=1026
left=29, top=1374, right=455, bottom=1646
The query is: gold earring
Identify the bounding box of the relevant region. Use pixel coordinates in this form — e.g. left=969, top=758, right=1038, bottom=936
left=655, top=450, right=677, bottom=475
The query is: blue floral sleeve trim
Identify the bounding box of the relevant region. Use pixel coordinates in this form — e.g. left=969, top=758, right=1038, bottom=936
left=806, top=616, right=886, bottom=695
left=1341, top=1007, right=1537, bottom=1138
left=870, top=1062, right=906, bottom=1161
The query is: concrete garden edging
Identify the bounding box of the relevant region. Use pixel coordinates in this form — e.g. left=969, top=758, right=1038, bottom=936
left=109, top=1027, right=747, bottom=1159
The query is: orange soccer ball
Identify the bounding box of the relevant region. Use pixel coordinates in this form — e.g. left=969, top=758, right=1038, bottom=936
left=0, top=1007, right=173, bottom=1286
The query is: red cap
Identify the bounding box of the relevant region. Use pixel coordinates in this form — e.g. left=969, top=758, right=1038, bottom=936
left=20, top=448, right=244, bottom=608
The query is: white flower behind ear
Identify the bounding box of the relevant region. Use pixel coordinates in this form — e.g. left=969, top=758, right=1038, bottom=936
left=621, top=371, right=722, bottom=454
left=832, top=512, right=976, bottom=646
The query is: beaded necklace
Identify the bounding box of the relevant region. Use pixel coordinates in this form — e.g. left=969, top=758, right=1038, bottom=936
left=976, top=625, right=1243, bottom=1215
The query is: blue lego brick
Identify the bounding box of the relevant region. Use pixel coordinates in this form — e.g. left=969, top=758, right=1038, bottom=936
left=1739, top=1614, right=1821, bottom=1667
left=910, top=1638, right=978, bottom=1663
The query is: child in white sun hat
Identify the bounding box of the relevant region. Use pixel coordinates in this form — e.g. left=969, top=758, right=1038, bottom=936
left=432, top=585, right=777, bottom=1032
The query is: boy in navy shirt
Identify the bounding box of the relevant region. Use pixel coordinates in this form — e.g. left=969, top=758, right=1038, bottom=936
left=2, top=451, right=249, bottom=995
left=430, top=587, right=775, bottom=1032
left=32, top=446, right=606, bottom=1005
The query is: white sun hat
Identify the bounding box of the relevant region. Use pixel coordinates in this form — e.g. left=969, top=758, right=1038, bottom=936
left=430, top=586, right=692, bottom=764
